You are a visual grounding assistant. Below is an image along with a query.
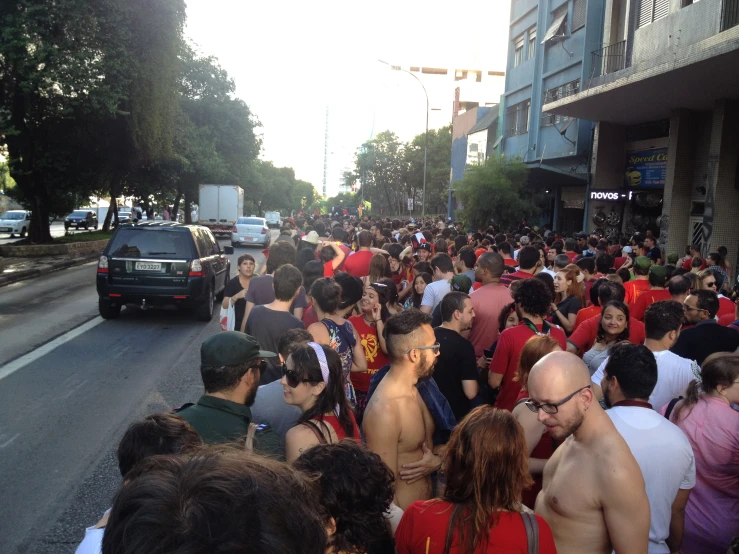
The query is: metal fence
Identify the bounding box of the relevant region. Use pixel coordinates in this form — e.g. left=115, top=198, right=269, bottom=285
left=591, top=40, right=627, bottom=79
left=722, top=0, right=739, bottom=31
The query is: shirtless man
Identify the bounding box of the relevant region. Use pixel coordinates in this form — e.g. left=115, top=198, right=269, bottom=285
left=363, top=309, right=439, bottom=510
left=527, top=351, right=650, bottom=554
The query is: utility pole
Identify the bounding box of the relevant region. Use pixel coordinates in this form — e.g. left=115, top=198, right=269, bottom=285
left=323, top=106, right=329, bottom=198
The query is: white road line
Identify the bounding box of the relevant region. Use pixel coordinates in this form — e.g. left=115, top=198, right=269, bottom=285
left=0, top=317, right=105, bottom=382
left=63, top=379, right=89, bottom=399
left=0, top=433, right=20, bottom=448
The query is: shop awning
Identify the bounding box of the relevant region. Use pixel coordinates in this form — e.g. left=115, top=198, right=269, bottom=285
left=526, top=163, right=587, bottom=189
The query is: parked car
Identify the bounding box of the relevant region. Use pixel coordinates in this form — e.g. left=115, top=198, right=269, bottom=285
left=65, top=210, right=99, bottom=230
left=96, top=222, right=232, bottom=321
left=0, top=210, right=31, bottom=237
left=117, top=208, right=133, bottom=225
left=231, top=216, right=271, bottom=248
left=264, top=211, right=282, bottom=228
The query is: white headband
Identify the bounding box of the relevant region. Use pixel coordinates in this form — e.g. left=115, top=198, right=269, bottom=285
left=308, top=342, right=330, bottom=385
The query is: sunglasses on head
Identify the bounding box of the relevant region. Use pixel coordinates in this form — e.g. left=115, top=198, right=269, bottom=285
left=282, top=363, right=313, bottom=388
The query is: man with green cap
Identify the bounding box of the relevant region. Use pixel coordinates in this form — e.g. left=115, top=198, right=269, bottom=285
left=176, top=331, right=282, bottom=458
left=624, top=256, right=652, bottom=307
left=630, top=264, right=671, bottom=320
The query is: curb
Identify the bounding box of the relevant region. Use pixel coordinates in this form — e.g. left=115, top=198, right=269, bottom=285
left=0, top=252, right=101, bottom=288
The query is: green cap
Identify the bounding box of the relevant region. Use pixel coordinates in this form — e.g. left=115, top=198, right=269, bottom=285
left=634, top=256, right=652, bottom=271
left=201, top=332, right=276, bottom=366
left=666, top=252, right=679, bottom=264
left=649, top=264, right=667, bottom=279
left=451, top=273, right=472, bottom=292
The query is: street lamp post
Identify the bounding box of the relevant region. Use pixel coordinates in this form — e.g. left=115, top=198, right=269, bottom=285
left=378, top=60, right=428, bottom=218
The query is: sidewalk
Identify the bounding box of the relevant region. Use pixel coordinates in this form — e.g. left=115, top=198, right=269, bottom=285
left=0, top=254, right=100, bottom=288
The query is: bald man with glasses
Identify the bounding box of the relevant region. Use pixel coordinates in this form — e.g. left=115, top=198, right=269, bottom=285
left=527, top=351, right=650, bottom=554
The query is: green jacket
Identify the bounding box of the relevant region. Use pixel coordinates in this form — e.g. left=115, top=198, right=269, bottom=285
left=177, top=395, right=284, bottom=460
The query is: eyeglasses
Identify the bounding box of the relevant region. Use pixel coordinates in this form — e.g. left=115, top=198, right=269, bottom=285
left=524, top=385, right=591, bottom=415
left=404, top=342, right=441, bottom=355
left=683, top=304, right=707, bottom=312
left=282, top=364, right=312, bottom=388
left=704, top=281, right=717, bottom=288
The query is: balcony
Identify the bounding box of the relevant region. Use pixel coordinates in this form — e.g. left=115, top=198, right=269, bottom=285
left=590, top=41, right=627, bottom=79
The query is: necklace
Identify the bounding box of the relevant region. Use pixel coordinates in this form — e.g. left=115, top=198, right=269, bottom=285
left=362, top=314, right=376, bottom=326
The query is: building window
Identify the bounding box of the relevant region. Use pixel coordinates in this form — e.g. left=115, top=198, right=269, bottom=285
left=638, top=0, right=670, bottom=28
left=542, top=4, right=568, bottom=45
left=505, top=100, right=531, bottom=136
left=527, top=28, right=537, bottom=59
left=513, top=35, right=525, bottom=67
left=469, top=143, right=479, bottom=152
left=572, top=0, right=586, bottom=31
left=543, top=78, right=580, bottom=104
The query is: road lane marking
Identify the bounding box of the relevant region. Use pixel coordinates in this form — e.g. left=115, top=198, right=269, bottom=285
left=63, top=379, right=89, bottom=399
left=0, top=433, right=20, bottom=448
left=0, top=317, right=104, bottom=382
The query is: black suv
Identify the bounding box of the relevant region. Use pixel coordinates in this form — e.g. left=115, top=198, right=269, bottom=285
left=96, top=222, right=232, bottom=321
left=65, top=210, right=99, bottom=230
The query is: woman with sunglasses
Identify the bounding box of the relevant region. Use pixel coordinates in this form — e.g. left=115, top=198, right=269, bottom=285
left=395, top=406, right=557, bottom=553
left=582, top=300, right=631, bottom=375
left=282, top=342, right=360, bottom=463
left=348, top=283, right=390, bottom=426
left=699, top=268, right=735, bottom=320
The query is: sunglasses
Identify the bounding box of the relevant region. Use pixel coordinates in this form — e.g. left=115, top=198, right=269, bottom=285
left=282, top=363, right=312, bottom=388
left=250, top=360, right=267, bottom=373
left=403, top=342, right=441, bottom=355
left=705, top=281, right=717, bottom=288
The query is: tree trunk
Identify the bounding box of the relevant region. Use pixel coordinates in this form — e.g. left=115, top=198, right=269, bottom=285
left=171, top=187, right=182, bottom=221
left=184, top=189, right=193, bottom=224
left=27, top=174, right=53, bottom=243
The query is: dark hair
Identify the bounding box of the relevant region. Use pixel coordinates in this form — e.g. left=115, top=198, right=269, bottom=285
left=596, top=300, right=630, bottom=343
left=102, top=449, right=328, bottom=554
left=430, top=253, right=454, bottom=274
left=439, top=406, right=533, bottom=554
left=117, top=413, right=202, bottom=479
left=553, top=253, right=570, bottom=270
left=441, top=292, right=470, bottom=323
left=335, top=272, right=366, bottom=310
left=476, top=252, right=504, bottom=278
left=668, top=275, right=691, bottom=297
left=576, top=257, right=595, bottom=275
left=293, top=441, right=394, bottom=553
left=413, top=261, right=431, bottom=275
left=200, top=359, right=263, bottom=394
left=378, top=277, right=399, bottom=306
left=387, top=243, right=404, bottom=261
left=564, top=238, right=576, bottom=251
left=617, top=267, right=632, bottom=283
left=266, top=240, right=297, bottom=274
left=366, top=282, right=391, bottom=323
left=291, top=344, right=356, bottom=438
left=603, top=343, right=658, bottom=400
left=691, top=289, right=719, bottom=318
left=512, top=278, right=553, bottom=318
left=315, top=221, right=326, bottom=236
left=497, top=302, right=517, bottom=332
left=459, top=249, right=476, bottom=269
left=598, top=280, right=626, bottom=304
left=517, top=246, right=539, bottom=270
left=358, top=230, right=373, bottom=247
left=303, top=260, right=325, bottom=298
left=332, top=227, right=347, bottom=242
left=237, top=253, right=255, bottom=266
left=410, top=273, right=433, bottom=309
left=590, top=278, right=606, bottom=306
left=384, top=309, right=433, bottom=361
left=277, top=328, right=313, bottom=358
left=643, top=300, right=684, bottom=340
left=535, top=272, right=555, bottom=301
left=455, top=235, right=469, bottom=252
left=311, top=278, right=342, bottom=314
left=551, top=240, right=564, bottom=254
left=273, top=264, right=303, bottom=302
left=367, top=254, right=389, bottom=283
left=647, top=268, right=667, bottom=288
left=295, top=248, right=316, bottom=272
left=671, top=353, right=739, bottom=423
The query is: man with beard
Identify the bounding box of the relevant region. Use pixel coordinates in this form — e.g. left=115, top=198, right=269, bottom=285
left=177, top=332, right=282, bottom=458
left=433, top=292, right=478, bottom=421
left=363, top=309, right=439, bottom=510
left=527, top=351, right=650, bottom=554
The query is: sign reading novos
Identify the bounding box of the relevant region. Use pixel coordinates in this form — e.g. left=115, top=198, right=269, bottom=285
left=590, top=190, right=633, bottom=201
left=624, top=148, right=667, bottom=188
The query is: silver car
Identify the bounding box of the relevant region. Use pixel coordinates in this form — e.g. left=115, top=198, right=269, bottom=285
left=231, top=217, right=270, bottom=248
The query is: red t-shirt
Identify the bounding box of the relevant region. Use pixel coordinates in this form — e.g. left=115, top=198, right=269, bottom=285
left=568, top=314, right=646, bottom=354
left=491, top=323, right=567, bottom=412
left=565, top=251, right=578, bottom=263
left=343, top=250, right=374, bottom=278
left=503, top=258, right=518, bottom=267
left=302, top=303, right=319, bottom=328
left=348, top=315, right=389, bottom=392
left=630, top=289, right=672, bottom=320
left=500, top=270, right=535, bottom=288
left=624, top=279, right=651, bottom=306
left=717, top=296, right=735, bottom=320
left=681, top=257, right=707, bottom=271
left=395, top=500, right=557, bottom=554
left=573, top=305, right=601, bottom=331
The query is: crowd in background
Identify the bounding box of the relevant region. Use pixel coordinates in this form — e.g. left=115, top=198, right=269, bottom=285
left=76, top=213, right=739, bottom=554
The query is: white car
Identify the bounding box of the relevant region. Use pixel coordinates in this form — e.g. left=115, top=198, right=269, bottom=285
left=264, top=211, right=282, bottom=228
left=0, top=210, right=31, bottom=237
left=231, top=217, right=271, bottom=248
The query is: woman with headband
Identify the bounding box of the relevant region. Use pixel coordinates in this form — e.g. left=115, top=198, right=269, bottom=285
left=282, top=342, right=360, bottom=463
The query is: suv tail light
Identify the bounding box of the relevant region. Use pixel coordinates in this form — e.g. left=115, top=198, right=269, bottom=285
left=261, top=227, right=267, bottom=235
left=189, top=259, right=204, bottom=277
left=98, top=255, right=109, bottom=274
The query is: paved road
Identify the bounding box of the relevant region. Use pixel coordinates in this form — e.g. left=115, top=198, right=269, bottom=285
left=0, top=222, right=91, bottom=246
left=0, top=233, right=275, bottom=554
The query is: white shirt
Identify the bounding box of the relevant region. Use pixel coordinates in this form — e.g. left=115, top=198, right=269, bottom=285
left=592, top=349, right=699, bottom=412
left=74, top=510, right=109, bottom=554
left=607, top=406, right=696, bottom=554
left=421, top=279, right=452, bottom=310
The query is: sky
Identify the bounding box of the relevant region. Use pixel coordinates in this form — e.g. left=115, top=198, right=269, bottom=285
left=185, top=0, right=511, bottom=197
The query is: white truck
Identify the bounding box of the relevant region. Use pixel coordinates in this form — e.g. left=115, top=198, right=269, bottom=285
left=264, top=211, right=282, bottom=228
left=198, top=184, right=244, bottom=236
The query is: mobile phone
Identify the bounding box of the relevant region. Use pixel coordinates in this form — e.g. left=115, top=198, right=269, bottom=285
left=483, top=348, right=493, bottom=359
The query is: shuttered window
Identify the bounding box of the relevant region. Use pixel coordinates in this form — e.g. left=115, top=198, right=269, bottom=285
left=653, top=0, right=670, bottom=19
left=572, top=0, right=586, bottom=30
left=638, top=0, right=670, bottom=27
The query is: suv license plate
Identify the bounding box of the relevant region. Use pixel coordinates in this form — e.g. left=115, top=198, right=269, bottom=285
left=135, top=262, right=162, bottom=271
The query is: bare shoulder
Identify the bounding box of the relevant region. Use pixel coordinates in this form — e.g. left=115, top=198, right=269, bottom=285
left=593, top=429, right=643, bottom=491
left=307, top=321, right=328, bottom=339
left=364, top=391, right=401, bottom=424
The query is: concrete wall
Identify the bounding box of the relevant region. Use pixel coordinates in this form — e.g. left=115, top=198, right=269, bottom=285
left=0, top=239, right=109, bottom=258
left=451, top=107, right=489, bottom=182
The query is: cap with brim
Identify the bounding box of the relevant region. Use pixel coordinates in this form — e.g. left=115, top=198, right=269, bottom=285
left=622, top=246, right=633, bottom=254
left=577, top=232, right=588, bottom=239
left=666, top=252, right=679, bottom=264
left=302, top=230, right=320, bottom=245
left=201, top=332, right=276, bottom=366
left=649, top=264, right=667, bottom=279
left=417, top=242, right=432, bottom=251
left=451, top=274, right=472, bottom=292
left=634, top=256, right=652, bottom=271
left=407, top=223, right=417, bottom=229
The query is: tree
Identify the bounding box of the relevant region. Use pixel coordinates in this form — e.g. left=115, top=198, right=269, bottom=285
left=403, top=125, right=452, bottom=214
left=455, top=156, right=537, bottom=229
left=355, top=131, right=406, bottom=214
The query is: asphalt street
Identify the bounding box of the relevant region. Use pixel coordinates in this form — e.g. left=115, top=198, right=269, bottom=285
left=0, top=232, right=274, bottom=553
left=0, top=221, right=88, bottom=246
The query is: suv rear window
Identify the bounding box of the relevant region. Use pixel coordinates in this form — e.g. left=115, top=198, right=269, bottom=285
left=237, top=218, right=264, bottom=225
left=108, top=229, right=193, bottom=259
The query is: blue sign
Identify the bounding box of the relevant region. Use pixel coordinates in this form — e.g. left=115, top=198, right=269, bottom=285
left=624, top=148, right=667, bottom=188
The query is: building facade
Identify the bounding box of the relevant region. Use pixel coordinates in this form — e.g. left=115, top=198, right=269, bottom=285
left=544, top=0, right=739, bottom=270
left=500, top=0, right=605, bottom=234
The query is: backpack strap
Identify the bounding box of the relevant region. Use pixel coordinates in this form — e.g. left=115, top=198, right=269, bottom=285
left=300, top=420, right=329, bottom=444
left=245, top=423, right=258, bottom=452
left=663, top=396, right=683, bottom=421
left=520, top=511, right=539, bottom=554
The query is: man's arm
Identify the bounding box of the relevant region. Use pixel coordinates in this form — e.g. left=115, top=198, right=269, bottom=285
left=363, top=402, right=401, bottom=503
left=322, top=241, right=346, bottom=270
left=601, top=454, right=650, bottom=554
left=462, top=380, right=479, bottom=400
left=240, top=301, right=255, bottom=333
left=666, top=488, right=691, bottom=553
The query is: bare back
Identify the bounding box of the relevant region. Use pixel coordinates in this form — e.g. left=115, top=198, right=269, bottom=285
left=363, top=374, right=433, bottom=510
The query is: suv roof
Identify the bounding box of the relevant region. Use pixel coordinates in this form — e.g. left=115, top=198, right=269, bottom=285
left=118, top=221, right=192, bottom=229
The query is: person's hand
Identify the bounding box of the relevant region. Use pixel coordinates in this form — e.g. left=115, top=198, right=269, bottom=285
left=551, top=302, right=558, bottom=313
left=399, top=443, right=441, bottom=484
left=371, top=303, right=382, bottom=322
left=621, top=256, right=633, bottom=269
left=400, top=280, right=409, bottom=290
left=477, top=355, right=489, bottom=369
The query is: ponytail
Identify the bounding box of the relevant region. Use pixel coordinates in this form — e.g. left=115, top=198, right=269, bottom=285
left=671, top=379, right=700, bottom=423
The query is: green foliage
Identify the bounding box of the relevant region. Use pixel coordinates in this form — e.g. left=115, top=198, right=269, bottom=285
left=455, top=156, right=538, bottom=229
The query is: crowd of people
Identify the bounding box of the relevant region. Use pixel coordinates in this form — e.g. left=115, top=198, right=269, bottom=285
left=77, top=215, right=739, bottom=554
